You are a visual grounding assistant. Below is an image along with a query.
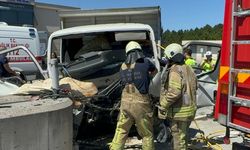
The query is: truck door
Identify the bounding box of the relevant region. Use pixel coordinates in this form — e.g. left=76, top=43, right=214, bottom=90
left=183, top=42, right=221, bottom=107
left=0, top=46, right=47, bottom=96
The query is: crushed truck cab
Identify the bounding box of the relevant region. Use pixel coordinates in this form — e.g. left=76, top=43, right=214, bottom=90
left=46, top=23, right=161, bottom=139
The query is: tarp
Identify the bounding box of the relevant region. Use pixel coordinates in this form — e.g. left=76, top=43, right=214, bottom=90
left=15, top=77, right=98, bottom=97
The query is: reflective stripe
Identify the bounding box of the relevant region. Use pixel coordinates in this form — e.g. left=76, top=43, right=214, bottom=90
left=169, top=81, right=181, bottom=89
left=170, top=111, right=195, bottom=118
left=219, top=66, right=250, bottom=83
left=172, top=105, right=196, bottom=112
left=219, top=66, right=229, bottom=79
left=169, top=105, right=196, bottom=118
left=238, top=73, right=250, bottom=83
left=160, top=97, right=170, bottom=108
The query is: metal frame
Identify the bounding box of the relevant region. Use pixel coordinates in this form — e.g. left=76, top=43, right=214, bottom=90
left=227, top=0, right=250, bottom=133
left=0, top=46, right=48, bottom=79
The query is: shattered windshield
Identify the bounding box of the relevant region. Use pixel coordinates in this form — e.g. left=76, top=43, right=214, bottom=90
left=50, top=31, right=154, bottom=88
left=51, top=31, right=153, bottom=63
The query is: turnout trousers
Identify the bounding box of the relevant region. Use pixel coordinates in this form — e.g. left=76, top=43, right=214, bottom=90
left=110, top=85, right=154, bottom=150
left=170, top=120, right=191, bottom=150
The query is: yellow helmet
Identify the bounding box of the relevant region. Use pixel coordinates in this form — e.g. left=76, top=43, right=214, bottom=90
left=125, top=41, right=142, bottom=54
left=164, top=43, right=183, bottom=59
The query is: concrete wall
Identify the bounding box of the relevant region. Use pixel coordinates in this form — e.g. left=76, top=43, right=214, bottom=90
left=34, top=7, right=61, bottom=35
left=33, top=3, right=79, bottom=36
left=0, top=98, right=72, bottom=150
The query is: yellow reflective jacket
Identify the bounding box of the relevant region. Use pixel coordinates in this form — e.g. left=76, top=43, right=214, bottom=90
left=160, top=64, right=197, bottom=121
left=185, top=58, right=197, bottom=67
left=201, top=59, right=216, bottom=72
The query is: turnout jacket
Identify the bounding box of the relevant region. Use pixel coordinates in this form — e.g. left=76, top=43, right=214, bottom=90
left=160, top=64, right=197, bottom=121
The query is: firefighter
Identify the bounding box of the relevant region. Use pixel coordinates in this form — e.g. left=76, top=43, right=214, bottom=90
left=110, top=41, right=156, bottom=150
left=200, top=51, right=216, bottom=72
left=183, top=48, right=197, bottom=67
left=158, top=43, right=197, bottom=150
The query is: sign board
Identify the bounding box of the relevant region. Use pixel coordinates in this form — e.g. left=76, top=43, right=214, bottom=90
left=0, top=0, right=34, bottom=5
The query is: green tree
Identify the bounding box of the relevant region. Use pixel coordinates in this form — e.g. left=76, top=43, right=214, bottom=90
left=162, top=24, right=223, bottom=46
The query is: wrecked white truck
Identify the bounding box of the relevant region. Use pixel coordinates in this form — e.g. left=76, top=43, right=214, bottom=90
left=46, top=23, right=161, bottom=140
left=0, top=25, right=222, bottom=150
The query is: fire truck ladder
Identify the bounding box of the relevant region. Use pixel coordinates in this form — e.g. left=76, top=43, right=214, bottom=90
left=228, top=0, right=250, bottom=134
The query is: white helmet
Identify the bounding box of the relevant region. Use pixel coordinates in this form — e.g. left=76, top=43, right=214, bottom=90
left=205, top=51, right=212, bottom=56
left=164, top=43, right=183, bottom=59
left=125, top=41, right=142, bottom=54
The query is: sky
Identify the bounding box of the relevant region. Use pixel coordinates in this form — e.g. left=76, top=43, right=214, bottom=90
left=37, top=0, right=226, bottom=31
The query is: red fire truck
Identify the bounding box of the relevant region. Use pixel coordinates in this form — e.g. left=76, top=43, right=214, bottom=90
left=214, top=0, right=250, bottom=148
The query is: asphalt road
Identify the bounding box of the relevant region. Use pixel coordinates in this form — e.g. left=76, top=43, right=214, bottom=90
left=75, top=106, right=245, bottom=150
left=122, top=106, right=244, bottom=150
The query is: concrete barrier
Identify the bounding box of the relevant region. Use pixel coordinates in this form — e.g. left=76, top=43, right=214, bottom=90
left=0, top=97, right=73, bottom=150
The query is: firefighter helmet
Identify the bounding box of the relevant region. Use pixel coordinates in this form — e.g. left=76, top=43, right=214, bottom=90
left=164, top=43, right=183, bottom=59
left=125, top=41, right=142, bottom=54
